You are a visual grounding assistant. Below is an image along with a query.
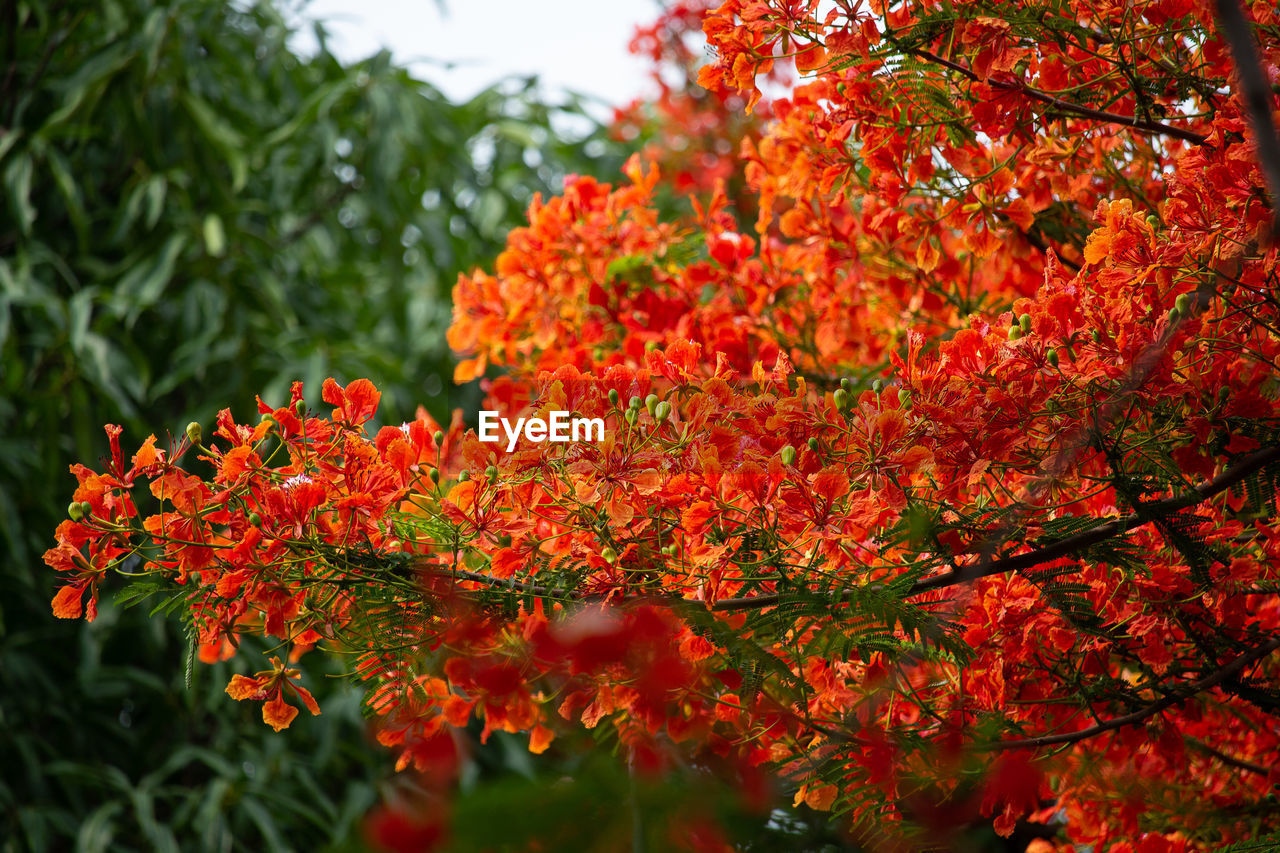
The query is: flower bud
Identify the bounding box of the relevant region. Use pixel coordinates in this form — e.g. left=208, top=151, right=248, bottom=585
left=601, top=546, right=618, bottom=564
left=1045, top=347, right=1059, bottom=368
left=68, top=502, right=84, bottom=522
left=486, top=465, right=499, bottom=483
left=433, top=430, right=444, bottom=447
left=1019, top=313, right=1032, bottom=333
left=185, top=421, right=202, bottom=446
left=428, top=467, right=439, bottom=484
left=1174, top=293, right=1191, bottom=316
left=608, top=389, right=620, bottom=408
left=458, top=470, right=470, bottom=483
left=898, top=387, right=911, bottom=407
left=871, top=379, right=883, bottom=394
left=629, top=396, right=642, bottom=410
left=645, top=394, right=659, bottom=417
left=807, top=437, right=820, bottom=452
left=248, top=512, right=262, bottom=527
left=833, top=388, right=848, bottom=411
left=780, top=444, right=796, bottom=466
left=654, top=401, right=671, bottom=424
left=1008, top=326, right=1022, bottom=341
left=1167, top=307, right=1180, bottom=324
left=295, top=399, right=306, bottom=417
left=839, top=377, right=851, bottom=391
left=625, top=409, right=638, bottom=426
left=79, top=501, right=93, bottom=519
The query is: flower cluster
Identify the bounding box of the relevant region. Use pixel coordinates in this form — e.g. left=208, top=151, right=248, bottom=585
left=49, top=0, right=1280, bottom=848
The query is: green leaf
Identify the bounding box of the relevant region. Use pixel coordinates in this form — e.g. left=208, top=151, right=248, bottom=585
left=4, top=153, right=36, bottom=236
left=112, top=233, right=187, bottom=323
left=180, top=93, right=248, bottom=192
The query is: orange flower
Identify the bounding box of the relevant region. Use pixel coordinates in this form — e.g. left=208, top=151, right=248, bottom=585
left=225, top=656, right=321, bottom=731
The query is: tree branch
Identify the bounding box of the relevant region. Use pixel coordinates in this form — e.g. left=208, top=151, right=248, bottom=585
left=415, top=445, right=1280, bottom=613
left=1214, top=0, right=1280, bottom=240
left=982, top=636, right=1280, bottom=750
left=905, top=443, right=1280, bottom=597
left=903, top=46, right=1208, bottom=146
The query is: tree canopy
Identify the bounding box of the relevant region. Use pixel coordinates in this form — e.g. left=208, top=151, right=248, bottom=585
left=36, top=0, right=1280, bottom=850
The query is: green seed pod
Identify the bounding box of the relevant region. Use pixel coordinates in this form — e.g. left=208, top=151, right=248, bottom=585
left=1175, top=293, right=1191, bottom=316
left=608, top=389, right=620, bottom=408
left=654, top=401, right=671, bottom=424
left=780, top=444, right=796, bottom=466
left=807, top=437, right=820, bottom=452
left=833, top=388, right=848, bottom=411
left=898, top=387, right=911, bottom=407
left=185, top=421, right=202, bottom=446
left=1008, top=326, right=1022, bottom=342
left=485, top=465, right=499, bottom=483
left=1045, top=347, right=1059, bottom=368
left=458, top=470, right=470, bottom=483
left=248, top=512, right=262, bottom=527
left=68, top=502, right=84, bottom=522
left=871, top=379, right=884, bottom=394
left=601, top=546, right=618, bottom=564
left=1019, top=313, right=1032, bottom=333
left=645, top=394, right=660, bottom=416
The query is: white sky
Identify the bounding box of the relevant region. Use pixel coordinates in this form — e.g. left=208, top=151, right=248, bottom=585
left=293, top=0, right=662, bottom=111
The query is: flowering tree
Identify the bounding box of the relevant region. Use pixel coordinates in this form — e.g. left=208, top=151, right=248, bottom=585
left=47, top=0, right=1280, bottom=849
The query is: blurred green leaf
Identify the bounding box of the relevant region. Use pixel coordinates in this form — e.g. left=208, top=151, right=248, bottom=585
left=1, top=0, right=634, bottom=849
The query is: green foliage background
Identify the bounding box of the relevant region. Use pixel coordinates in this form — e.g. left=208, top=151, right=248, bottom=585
left=0, top=0, right=627, bottom=848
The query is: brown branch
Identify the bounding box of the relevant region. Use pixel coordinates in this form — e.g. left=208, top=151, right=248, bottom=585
left=905, top=443, right=1280, bottom=597
left=1188, top=737, right=1272, bottom=776
left=1214, top=0, right=1280, bottom=240
left=710, top=443, right=1280, bottom=610
left=981, top=636, right=1280, bottom=750
left=904, top=46, right=1208, bottom=146
left=414, top=445, right=1280, bottom=613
